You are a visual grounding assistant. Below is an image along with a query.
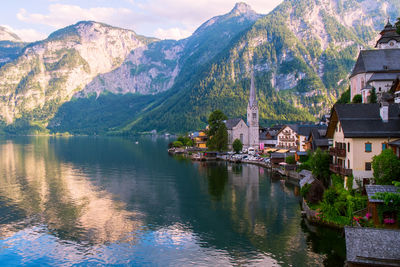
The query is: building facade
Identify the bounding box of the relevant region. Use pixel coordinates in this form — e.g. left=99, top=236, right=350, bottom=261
left=226, top=71, right=259, bottom=150
left=326, top=104, right=400, bottom=187
left=349, top=21, right=400, bottom=103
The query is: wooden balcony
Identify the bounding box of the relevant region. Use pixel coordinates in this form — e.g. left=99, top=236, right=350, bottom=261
left=329, top=164, right=352, bottom=176
left=329, top=147, right=346, bottom=157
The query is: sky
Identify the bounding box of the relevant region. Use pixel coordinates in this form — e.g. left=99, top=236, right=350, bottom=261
left=1, top=0, right=283, bottom=42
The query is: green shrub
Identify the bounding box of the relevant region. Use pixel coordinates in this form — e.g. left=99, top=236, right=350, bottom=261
left=300, top=183, right=311, bottom=198
left=172, top=141, right=183, bottom=147
left=285, top=155, right=296, bottom=164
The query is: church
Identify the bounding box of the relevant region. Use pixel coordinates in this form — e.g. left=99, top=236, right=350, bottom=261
left=350, top=20, right=400, bottom=103
left=225, top=72, right=259, bottom=150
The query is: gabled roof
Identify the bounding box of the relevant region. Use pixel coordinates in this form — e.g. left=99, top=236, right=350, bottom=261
left=366, top=185, right=399, bottom=203
left=277, top=124, right=299, bottom=135
left=297, top=124, right=321, bottom=137
left=224, top=118, right=244, bottom=130
left=368, top=73, right=400, bottom=82
left=345, top=227, right=400, bottom=266
left=326, top=104, right=400, bottom=138
left=350, top=49, right=400, bottom=78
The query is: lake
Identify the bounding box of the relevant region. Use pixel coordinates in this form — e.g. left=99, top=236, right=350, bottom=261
left=0, top=136, right=345, bottom=266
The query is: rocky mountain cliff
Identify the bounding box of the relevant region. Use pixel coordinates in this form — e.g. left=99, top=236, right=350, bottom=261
left=115, top=0, right=400, bottom=133
left=0, top=21, right=156, bottom=125
left=78, top=2, right=261, bottom=97
left=0, top=27, right=25, bottom=67
left=0, top=0, right=399, bottom=134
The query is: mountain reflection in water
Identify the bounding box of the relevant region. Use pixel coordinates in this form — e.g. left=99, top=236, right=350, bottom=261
left=0, top=137, right=345, bottom=266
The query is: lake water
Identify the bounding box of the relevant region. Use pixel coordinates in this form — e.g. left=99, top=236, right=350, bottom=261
left=0, top=136, right=345, bottom=266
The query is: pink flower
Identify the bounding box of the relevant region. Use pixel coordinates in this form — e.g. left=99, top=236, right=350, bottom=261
left=383, top=218, right=395, bottom=224
left=365, top=213, right=372, bottom=220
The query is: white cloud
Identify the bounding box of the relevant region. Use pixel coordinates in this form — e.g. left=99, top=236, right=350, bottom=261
left=1, top=25, right=47, bottom=42
left=17, top=4, right=135, bottom=29
left=154, top=27, right=192, bottom=40
left=14, top=1, right=283, bottom=41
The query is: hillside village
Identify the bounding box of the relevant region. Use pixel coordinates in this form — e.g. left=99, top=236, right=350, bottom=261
left=170, top=20, right=400, bottom=266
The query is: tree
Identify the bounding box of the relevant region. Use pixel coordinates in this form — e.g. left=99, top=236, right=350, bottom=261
left=336, top=87, right=350, bottom=104
left=372, top=149, right=400, bottom=185
left=207, top=110, right=228, bottom=151
left=309, top=148, right=331, bottom=187
left=396, top=17, right=400, bottom=35
left=232, top=139, right=243, bottom=153
left=368, top=88, right=377, bottom=103
left=352, top=94, right=362, bottom=103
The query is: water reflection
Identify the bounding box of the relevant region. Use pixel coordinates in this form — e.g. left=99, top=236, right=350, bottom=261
left=0, top=137, right=345, bottom=266
left=0, top=138, right=142, bottom=245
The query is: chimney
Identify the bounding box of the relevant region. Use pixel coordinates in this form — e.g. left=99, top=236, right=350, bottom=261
left=380, top=102, right=389, bottom=122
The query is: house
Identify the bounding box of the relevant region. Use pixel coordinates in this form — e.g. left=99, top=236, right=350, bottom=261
left=259, top=125, right=282, bottom=147
left=276, top=125, right=298, bottom=149
left=390, top=77, right=400, bottom=103
left=349, top=21, right=400, bottom=103
left=345, top=227, right=400, bottom=267
left=225, top=71, right=259, bottom=150
left=297, top=125, right=325, bottom=152
left=326, top=103, right=400, bottom=187
left=366, top=185, right=399, bottom=227
left=306, top=127, right=329, bottom=151
left=389, top=139, right=400, bottom=158
left=191, top=131, right=208, bottom=149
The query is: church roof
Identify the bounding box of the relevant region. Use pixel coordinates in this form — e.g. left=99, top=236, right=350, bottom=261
left=350, top=49, right=400, bottom=78
left=368, top=72, right=400, bottom=82
left=224, top=118, right=244, bottom=130
left=375, top=20, right=400, bottom=47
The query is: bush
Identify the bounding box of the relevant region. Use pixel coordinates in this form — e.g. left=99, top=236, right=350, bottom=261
left=285, top=155, right=296, bottom=164
left=300, top=183, right=311, bottom=198
left=352, top=94, right=362, bottom=103
left=372, top=149, right=400, bottom=185
left=232, top=139, right=243, bottom=153
left=172, top=141, right=183, bottom=148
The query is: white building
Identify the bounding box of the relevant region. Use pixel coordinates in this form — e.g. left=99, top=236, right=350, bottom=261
left=349, top=21, right=400, bottom=103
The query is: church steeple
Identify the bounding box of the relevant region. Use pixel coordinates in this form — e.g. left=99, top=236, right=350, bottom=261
left=375, top=19, right=400, bottom=49
left=248, top=70, right=257, bottom=108
left=247, top=69, right=259, bottom=148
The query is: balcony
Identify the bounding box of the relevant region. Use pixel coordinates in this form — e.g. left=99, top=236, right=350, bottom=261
left=329, top=147, right=346, bottom=157
left=329, top=164, right=352, bottom=176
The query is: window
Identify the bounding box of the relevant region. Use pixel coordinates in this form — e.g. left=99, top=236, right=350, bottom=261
left=365, top=162, right=371, bottom=171
left=365, top=143, right=372, bottom=152
left=348, top=159, right=350, bottom=169
left=348, top=143, right=350, bottom=152
left=240, top=134, right=243, bottom=143
left=382, top=143, right=387, bottom=151
left=252, top=113, right=256, bottom=119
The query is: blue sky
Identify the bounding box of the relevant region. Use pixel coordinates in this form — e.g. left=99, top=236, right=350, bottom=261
left=1, top=0, right=283, bottom=42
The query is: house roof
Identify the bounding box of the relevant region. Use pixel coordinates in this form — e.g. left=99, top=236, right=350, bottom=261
left=345, top=227, right=400, bottom=266
left=368, top=73, right=400, bottom=82
left=389, top=139, right=400, bottom=147
left=326, top=104, right=400, bottom=138
left=365, top=185, right=399, bottom=203
left=224, top=118, right=243, bottom=130
left=350, top=49, right=400, bottom=78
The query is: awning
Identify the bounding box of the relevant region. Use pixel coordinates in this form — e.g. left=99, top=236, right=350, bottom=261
left=276, top=149, right=289, bottom=153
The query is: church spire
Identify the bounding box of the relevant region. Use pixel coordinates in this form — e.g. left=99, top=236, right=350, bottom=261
left=248, top=69, right=257, bottom=107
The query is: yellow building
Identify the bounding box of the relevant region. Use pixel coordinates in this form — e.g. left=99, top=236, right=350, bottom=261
left=193, top=131, right=208, bottom=149
left=326, top=103, right=400, bottom=187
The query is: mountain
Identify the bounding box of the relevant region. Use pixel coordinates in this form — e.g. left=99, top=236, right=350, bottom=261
left=77, top=2, right=261, bottom=97
left=1, top=0, right=400, bottom=135
left=112, top=0, right=400, bottom=133
left=0, top=26, right=21, bottom=42
left=0, top=21, right=157, bottom=133
left=0, top=27, right=25, bottom=67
